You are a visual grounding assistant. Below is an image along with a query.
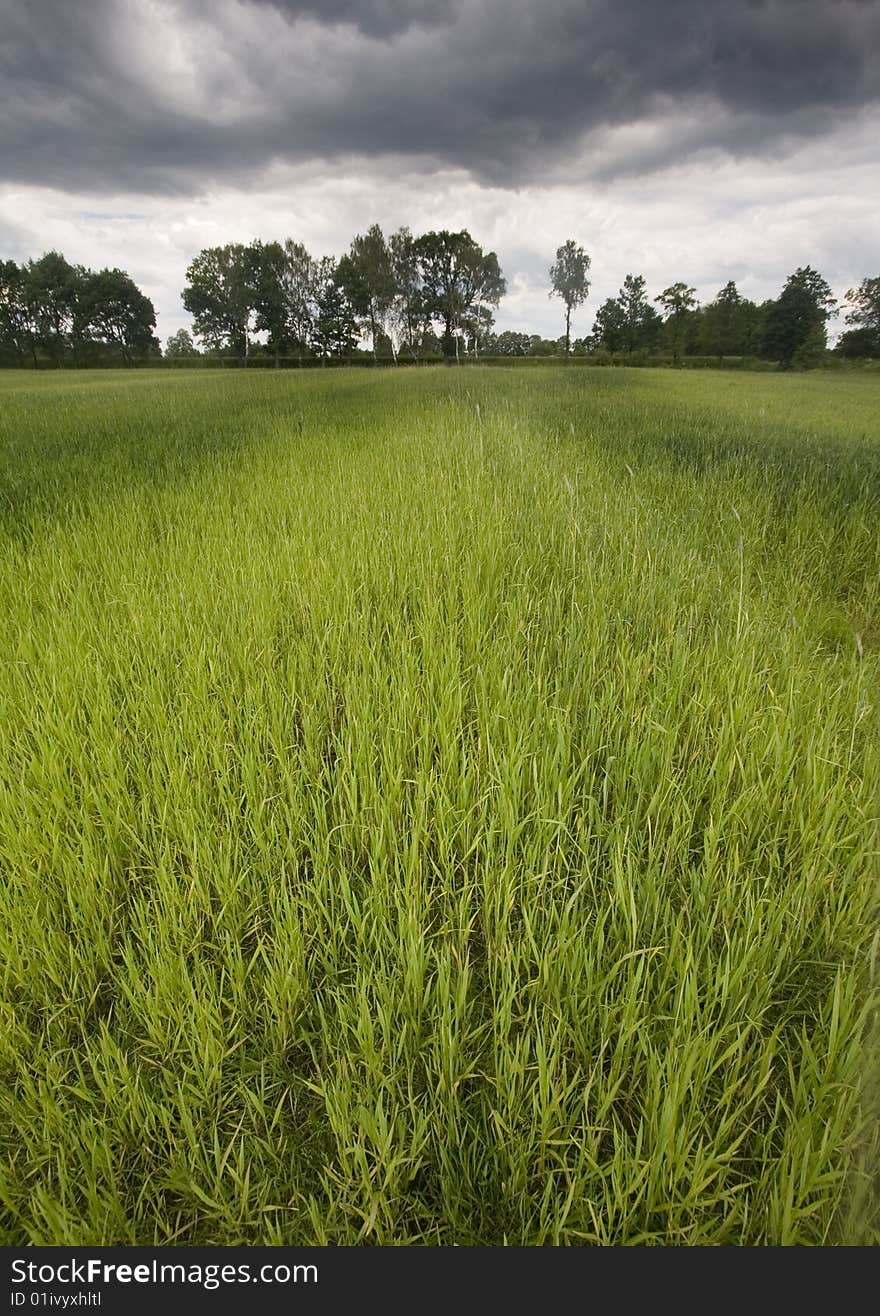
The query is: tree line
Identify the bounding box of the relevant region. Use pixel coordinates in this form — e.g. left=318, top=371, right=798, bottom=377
left=543, top=241, right=879, bottom=367
left=176, top=233, right=880, bottom=368
left=175, top=227, right=505, bottom=366
left=0, top=252, right=158, bottom=367
left=2, top=229, right=878, bottom=368
left=584, top=268, right=879, bottom=368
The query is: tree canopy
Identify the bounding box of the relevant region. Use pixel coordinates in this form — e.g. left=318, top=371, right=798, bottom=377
left=698, top=282, right=761, bottom=360
left=549, top=240, right=591, bottom=355
left=164, top=328, right=199, bottom=359
left=593, top=274, right=662, bottom=355
left=414, top=230, right=506, bottom=359
left=655, top=283, right=699, bottom=365
left=839, top=277, right=880, bottom=359
left=762, top=266, right=837, bottom=368
left=182, top=244, right=257, bottom=359
left=336, top=225, right=397, bottom=357
left=0, top=253, right=157, bottom=366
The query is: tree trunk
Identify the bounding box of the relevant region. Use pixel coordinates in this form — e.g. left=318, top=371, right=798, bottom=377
left=565, top=304, right=571, bottom=356
left=442, top=315, right=455, bottom=361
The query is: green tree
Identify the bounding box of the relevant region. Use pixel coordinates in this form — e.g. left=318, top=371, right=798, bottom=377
left=280, top=239, right=319, bottom=362
left=699, top=281, right=757, bottom=360
left=655, top=282, right=698, bottom=365
left=464, top=304, right=496, bottom=356
left=617, top=274, right=661, bottom=353
left=26, top=251, right=81, bottom=365
left=488, top=329, right=531, bottom=356
left=739, top=298, right=766, bottom=357
left=0, top=261, right=33, bottom=365
left=387, top=227, right=422, bottom=360
left=311, top=258, right=357, bottom=363
left=77, top=268, right=157, bottom=364
left=549, top=240, right=591, bottom=355
left=592, top=297, right=626, bottom=353
left=414, top=230, right=505, bottom=360
left=164, top=328, right=200, bottom=358
left=182, top=244, right=256, bottom=360
left=336, top=224, right=396, bottom=356
left=249, top=240, right=292, bottom=366
left=762, top=266, right=836, bottom=368
left=842, top=276, right=880, bottom=356
left=592, top=276, right=661, bottom=356
left=837, top=328, right=878, bottom=359
left=2, top=253, right=160, bottom=367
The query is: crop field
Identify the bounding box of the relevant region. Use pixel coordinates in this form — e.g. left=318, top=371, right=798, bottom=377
left=0, top=364, right=877, bottom=1245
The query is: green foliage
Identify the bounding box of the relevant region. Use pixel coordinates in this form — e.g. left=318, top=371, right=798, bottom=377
left=763, top=267, right=837, bottom=369
left=484, top=330, right=531, bottom=356
left=249, top=239, right=295, bottom=365
left=549, top=239, right=591, bottom=354
left=593, top=296, right=626, bottom=353
left=522, top=334, right=553, bottom=356
left=177, top=226, right=502, bottom=365
left=310, top=259, right=358, bottom=362
left=182, top=243, right=256, bottom=357
left=842, top=277, right=880, bottom=358
left=837, top=328, right=879, bottom=360
left=280, top=239, right=320, bottom=361
left=336, top=225, right=397, bottom=355
left=181, top=239, right=326, bottom=365
left=593, top=275, right=662, bottom=356
left=698, top=281, right=762, bottom=360
left=655, top=282, right=699, bottom=365
left=414, top=230, right=506, bottom=358
left=76, top=269, right=158, bottom=364
left=618, top=274, right=662, bottom=352
left=0, top=366, right=878, bottom=1245
left=164, top=328, right=200, bottom=359
left=0, top=260, right=32, bottom=363
left=0, top=254, right=158, bottom=366
left=26, top=251, right=81, bottom=363
left=791, top=323, right=829, bottom=369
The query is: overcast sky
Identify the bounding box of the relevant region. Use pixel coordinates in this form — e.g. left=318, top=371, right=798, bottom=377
left=2, top=0, right=878, bottom=343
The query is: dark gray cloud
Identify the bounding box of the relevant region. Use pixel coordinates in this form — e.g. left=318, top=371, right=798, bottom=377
left=1, top=0, right=879, bottom=196
left=246, top=0, right=459, bottom=37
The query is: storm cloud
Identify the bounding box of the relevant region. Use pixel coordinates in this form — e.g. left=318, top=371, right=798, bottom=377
left=2, top=0, right=877, bottom=346
left=2, top=0, right=879, bottom=195
left=245, top=0, right=461, bottom=37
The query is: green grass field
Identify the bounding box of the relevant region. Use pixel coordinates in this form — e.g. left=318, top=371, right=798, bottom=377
left=0, top=365, right=877, bottom=1245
